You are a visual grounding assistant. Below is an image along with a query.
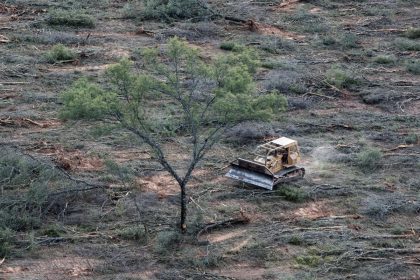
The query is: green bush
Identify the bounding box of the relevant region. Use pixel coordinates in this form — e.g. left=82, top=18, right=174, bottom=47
left=373, top=55, right=396, bottom=65
left=0, top=228, right=14, bottom=258
left=340, top=32, right=359, bottom=49
left=117, top=225, right=148, bottom=243
left=288, top=235, right=305, bottom=245
left=44, top=44, right=76, bottom=63
left=325, top=66, right=359, bottom=89
left=277, top=186, right=307, bottom=202
left=60, top=78, right=118, bottom=120
left=42, top=224, right=65, bottom=237
left=404, top=134, right=418, bottom=144
left=220, top=41, right=244, bottom=52
left=356, top=147, right=382, bottom=171
left=47, top=9, right=95, bottom=28
left=295, top=255, right=321, bottom=267
left=322, top=36, right=337, bottom=46
left=143, top=0, right=207, bottom=20
left=404, top=28, right=420, bottom=39
left=394, top=38, right=420, bottom=51
left=406, top=60, right=420, bottom=75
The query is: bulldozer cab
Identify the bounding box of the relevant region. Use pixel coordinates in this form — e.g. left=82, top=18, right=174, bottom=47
left=252, top=137, right=300, bottom=173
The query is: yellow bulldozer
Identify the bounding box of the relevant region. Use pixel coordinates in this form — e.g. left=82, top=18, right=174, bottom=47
left=225, top=137, right=305, bottom=190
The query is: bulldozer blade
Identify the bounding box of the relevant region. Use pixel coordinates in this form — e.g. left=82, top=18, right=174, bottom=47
left=225, top=166, right=274, bottom=190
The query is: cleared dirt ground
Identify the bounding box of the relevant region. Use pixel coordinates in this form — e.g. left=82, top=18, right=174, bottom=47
left=1, top=0, right=419, bottom=279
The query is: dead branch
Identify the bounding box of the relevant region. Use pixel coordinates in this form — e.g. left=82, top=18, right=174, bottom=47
left=22, top=118, right=45, bottom=127
left=354, top=234, right=418, bottom=240
left=0, top=35, right=10, bottom=43
left=135, top=27, right=156, bottom=37
left=323, top=80, right=350, bottom=96
left=279, top=226, right=346, bottom=233
left=384, top=144, right=414, bottom=152
left=303, top=91, right=335, bottom=99
left=197, top=215, right=250, bottom=238
left=383, top=153, right=420, bottom=157
left=0, top=81, right=29, bottom=85
left=3, top=144, right=108, bottom=192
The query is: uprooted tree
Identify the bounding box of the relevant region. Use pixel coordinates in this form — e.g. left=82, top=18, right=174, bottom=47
left=60, top=37, right=286, bottom=230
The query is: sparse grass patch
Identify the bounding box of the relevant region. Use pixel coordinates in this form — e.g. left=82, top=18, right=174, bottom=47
left=394, top=38, right=420, bottom=51
left=404, top=28, right=420, bottom=39
left=356, top=147, right=382, bottom=171
left=325, top=66, right=359, bottom=89
left=258, top=35, right=296, bottom=53
left=154, top=230, right=182, bottom=254
left=406, top=59, right=420, bottom=75
left=283, top=9, right=330, bottom=34
left=191, top=250, right=224, bottom=268
left=44, top=44, right=76, bottom=63
left=261, top=59, right=295, bottom=70
left=243, top=242, right=283, bottom=264
left=47, top=9, right=95, bottom=28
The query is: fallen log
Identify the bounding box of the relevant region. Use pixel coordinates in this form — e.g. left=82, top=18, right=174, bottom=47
left=197, top=215, right=250, bottom=238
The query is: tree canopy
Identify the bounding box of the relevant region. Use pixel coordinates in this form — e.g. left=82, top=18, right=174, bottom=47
left=60, top=37, right=286, bottom=229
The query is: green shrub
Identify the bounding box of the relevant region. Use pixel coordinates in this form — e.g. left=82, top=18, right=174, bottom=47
left=295, top=255, right=321, bottom=267
left=60, top=78, right=118, bottom=120
left=47, top=9, right=95, bottom=28
left=0, top=228, right=14, bottom=258
left=356, top=147, right=382, bottom=171
left=406, top=60, right=420, bottom=75
left=42, top=224, right=65, bottom=237
left=277, top=186, right=307, bottom=202
left=404, top=28, right=420, bottom=39
left=373, top=55, right=396, bottom=65
left=44, top=44, right=76, bottom=63
left=394, top=38, right=420, bottom=51
left=117, top=225, right=148, bottom=243
left=325, top=66, right=359, bottom=89
left=220, top=41, right=244, bottom=52
left=404, top=134, right=418, bottom=144
left=322, top=36, right=337, bottom=46
left=288, top=235, right=305, bottom=245
left=340, top=32, right=359, bottom=49
left=143, top=0, right=207, bottom=20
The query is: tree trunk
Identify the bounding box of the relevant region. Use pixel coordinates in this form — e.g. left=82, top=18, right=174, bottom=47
left=180, top=182, right=187, bottom=231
